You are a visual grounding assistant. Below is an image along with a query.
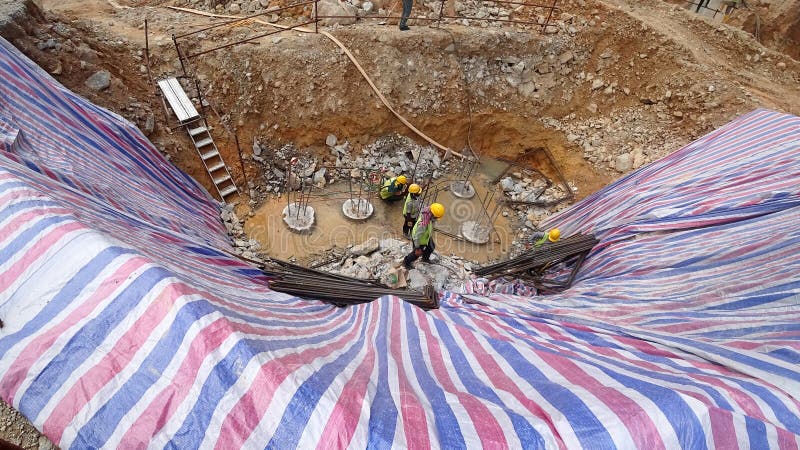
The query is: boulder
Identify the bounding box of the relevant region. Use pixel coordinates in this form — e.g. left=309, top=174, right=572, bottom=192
left=316, top=0, right=357, bottom=25
left=85, top=70, right=111, bottom=91
left=615, top=153, right=632, bottom=172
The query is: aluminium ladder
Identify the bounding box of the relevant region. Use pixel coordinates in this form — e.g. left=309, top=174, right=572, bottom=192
left=157, top=77, right=238, bottom=202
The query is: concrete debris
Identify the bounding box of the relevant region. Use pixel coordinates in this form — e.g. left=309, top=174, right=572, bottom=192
left=220, top=203, right=263, bottom=262
left=357, top=134, right=450, bottom=181
left=350, top=237, right=380, bottom=255
left=315, top=238, right=473, bottom=290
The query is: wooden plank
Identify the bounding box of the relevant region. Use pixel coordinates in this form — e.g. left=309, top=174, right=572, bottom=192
left=157, top=78, right=199, bottom=123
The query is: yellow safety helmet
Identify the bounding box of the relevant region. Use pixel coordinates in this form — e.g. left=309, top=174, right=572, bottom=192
left=396, top=175, right=408, bottom=185
left=548, top=228, right=561, bottom=242
left=430, top=203, right=445, bottom=218
left=408, top=183, right=422, bottom=194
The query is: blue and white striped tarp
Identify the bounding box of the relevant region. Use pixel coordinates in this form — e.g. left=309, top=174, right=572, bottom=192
left=1, top=36, right=799, bottom=448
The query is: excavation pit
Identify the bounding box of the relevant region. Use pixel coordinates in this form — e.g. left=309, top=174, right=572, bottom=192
left=342, top=198, right=374, bottom=220
left=283, top=203, right=315, bottom=232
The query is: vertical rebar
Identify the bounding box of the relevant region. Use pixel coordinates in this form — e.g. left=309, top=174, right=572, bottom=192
left=357, top=175, right=363, bottom=215
left=542, top=0, right=557, bottom=33
left=172, top=34, right=188, bottom=77
left=234, top=132, right=249, bottom=189
left=436, top=0, right=446, bottom=28
left=411, top=147, right=424, bottom=183
left=314, top=0, right=319, bottom=33
left=348, top=174, right=353, bottom=207
left=286, top=161, right=291, bottom=213
left=144, top=20, right=154, bottom=88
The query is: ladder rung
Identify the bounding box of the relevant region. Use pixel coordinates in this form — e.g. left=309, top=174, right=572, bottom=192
left=207, top=161, right=226, bottom=172
left=201, top=149, right=219, bottom=160
left=195, top=138, right=213, bottom=148
left=219, top=185, right=238, bottom=197
left=213, top=174, right=231, bottom=185
left=188, top=125, right=208, bottom=136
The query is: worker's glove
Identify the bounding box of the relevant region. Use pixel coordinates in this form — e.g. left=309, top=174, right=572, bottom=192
left=414, top=248, right=423, bottom=256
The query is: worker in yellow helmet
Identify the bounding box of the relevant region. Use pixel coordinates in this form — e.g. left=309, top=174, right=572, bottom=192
left=404, top=203, right=445, bottom=268
left=533, top=227, right=561, bottom=247
left=379, top=174, right=407, bottom=201
left=402, top=184, right=422, bottom=237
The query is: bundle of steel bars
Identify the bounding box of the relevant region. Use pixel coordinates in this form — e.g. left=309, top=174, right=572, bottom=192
left=473, top=234, right=597, bottom=291
left=263, top=259, right=438, bottom=309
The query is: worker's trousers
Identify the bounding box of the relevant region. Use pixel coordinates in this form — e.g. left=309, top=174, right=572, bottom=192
left=403, top=214, right=418, bottom=237
left=403, top=238, right=435, bottom=267
left=400, top=0, right=413, bottom=25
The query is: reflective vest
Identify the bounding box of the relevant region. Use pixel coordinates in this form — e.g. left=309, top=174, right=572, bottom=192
left=412, top=211, right=434, bottom=246
left=403, top=193, right=420, bottom=217
left=534, top=230, right=554, bottom=247
left=380, top=177, right=402, bottom=199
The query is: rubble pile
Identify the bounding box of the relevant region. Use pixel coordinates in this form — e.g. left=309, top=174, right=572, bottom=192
left=220, top=203, right=264, bottom=261
left=314, top=237, right=475, bottom=291
left=498, top=170, right=575, bottom=205
left=355, top=134, right=452, bottom=181
left=244, top=133, right=453, bottom=208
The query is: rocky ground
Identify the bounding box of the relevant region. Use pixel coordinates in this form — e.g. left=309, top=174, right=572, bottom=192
left=0, top=400, right=55, bottom=449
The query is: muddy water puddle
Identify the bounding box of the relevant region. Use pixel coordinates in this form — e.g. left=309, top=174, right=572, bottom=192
left=244, top=158, right=525, bottom=264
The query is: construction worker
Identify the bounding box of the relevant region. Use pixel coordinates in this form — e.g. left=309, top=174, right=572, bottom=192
left=403, top=203, right=445, bottom=268
left=532, top=228, right=560, bottom=247
left=722, top=0, right=739, bottom=22
left=402, top=183, right=422, bottom=237
left=380, top=174, right=407, bottom=201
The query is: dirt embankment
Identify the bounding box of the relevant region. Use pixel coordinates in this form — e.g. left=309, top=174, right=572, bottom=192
left=4, top=0, right=800, bottom=205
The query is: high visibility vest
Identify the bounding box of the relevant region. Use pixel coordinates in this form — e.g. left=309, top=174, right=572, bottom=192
left=534, top=231, right=554, bottom=247
left=380, top=177, right=401, bottom=199
left=412, top=213, right=434, bottom=246
left=403, top=193, right=420, bottom=216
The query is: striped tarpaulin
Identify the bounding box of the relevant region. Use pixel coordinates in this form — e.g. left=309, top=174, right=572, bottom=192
left=1, top=36, right=799, bottom=448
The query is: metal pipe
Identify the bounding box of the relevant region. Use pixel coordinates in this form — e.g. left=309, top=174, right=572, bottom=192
left=314, top=14, right=442, bottom=21
left=441, top=14, right=544, bottom=25
left=479, top=0, right=559, bottom=7
left=186, top=19, right=318, bottom=58
left=175, top=0, right=318, bottom=38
